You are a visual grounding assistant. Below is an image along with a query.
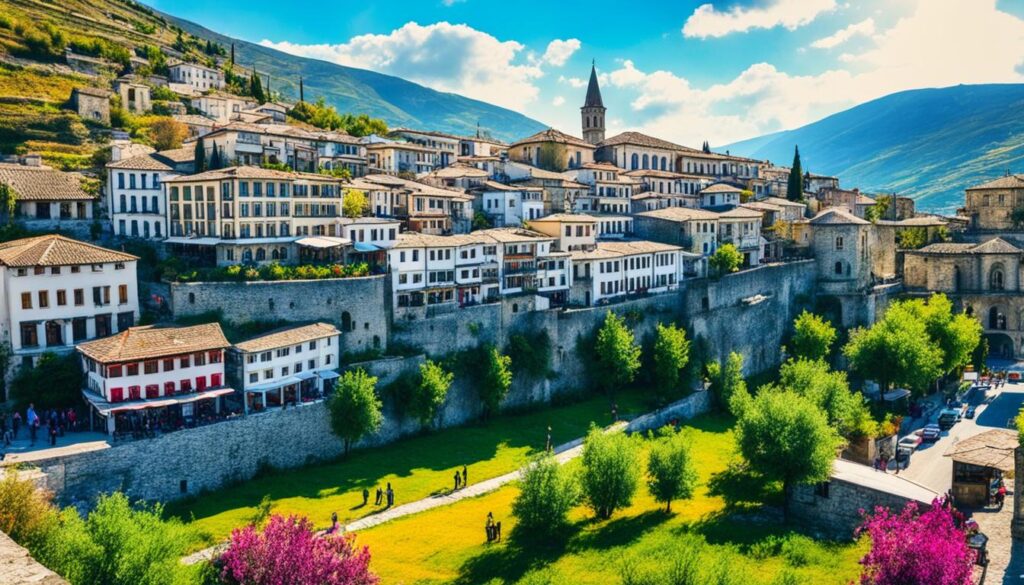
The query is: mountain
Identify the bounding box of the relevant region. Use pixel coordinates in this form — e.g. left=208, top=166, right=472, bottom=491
left=160, top=12, right=547, bottom=143
left=722, top=84, right=1024, bottom=214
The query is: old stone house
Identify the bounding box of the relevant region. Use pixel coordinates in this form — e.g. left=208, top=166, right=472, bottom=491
left=70, top=87, right=111, bottom=125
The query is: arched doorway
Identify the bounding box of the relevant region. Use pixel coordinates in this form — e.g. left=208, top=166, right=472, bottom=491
left=989, top=306, right=1007, bottom=330
left=341, top=311, right=352, bottom=332
left=985, top=333, right=1014, bottom=359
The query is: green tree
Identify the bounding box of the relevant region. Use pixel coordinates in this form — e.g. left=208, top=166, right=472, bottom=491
left=479, top=346, right=512, bottom=419
left=579, top=426, right=641, bottom=519
left=706, top=351, right=747, bottom=414
left=709, top=243, right=743, bottom=275
left=472, top=211, right=492, bottom=231
left=1012, top=207, right=1024, bottom=229
left=646, top=428, right=699, bottom=512
left=411, top=360, right=454, bottom=426
left=249, top=70, right=266, bottom=104
left=594, top=311, right=642, bottom=394
left=651, top=323, right=690, bottom=404
left=10, top=352, right=81, bottom=410
left=789, top=310, right=837, bottom=361
left=787, top=146, right=804, bottom=201
left=342, top=188, right=368, bottom=218
left=896, top=227, right=928, bottom=249
left=511, top=454, right=579, bottom=540
left=917, top=293, right=982, bottom=376
left=0, top=182, right=17, bottom=223
left=193, top=136, right=206, bottom=173
left=536, top=142, right=567, bottom=172
left=208, top=142, right=222, bottom=170
left=735, top=390, right=842, bottom=521
left=327, top=368, right=383, bottom=456
left=147, top=118, right=187, bottom=150
left=776, top=358, right=873, bottom=439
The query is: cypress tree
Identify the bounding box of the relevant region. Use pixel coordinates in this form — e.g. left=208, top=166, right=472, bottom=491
left=299, top=76, right=304, bottom=103
left=787, top=145, right=804, bottom=201
left=209, top=142, right=222, bottom=169
left=194, top=137, right=206, bottom=173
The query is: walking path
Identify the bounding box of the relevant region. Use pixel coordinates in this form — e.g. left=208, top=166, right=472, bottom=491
left=182, top=421, right=627, bottom=565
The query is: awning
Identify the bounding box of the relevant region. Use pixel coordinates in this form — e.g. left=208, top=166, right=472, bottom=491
left=353, top=242, right=382, bottom=253
left=296, top=236, right=351, bottom=249
left=294, top=370, right=318, bottom=381
left=83, top=387, right=234, bottom=416
left=246, top=376, right=301, bottom=393
left=318, top=370, right=340, bottom=380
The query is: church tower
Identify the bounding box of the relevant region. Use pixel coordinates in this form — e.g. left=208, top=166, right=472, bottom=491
left=581, top=63, right=606, bottom=145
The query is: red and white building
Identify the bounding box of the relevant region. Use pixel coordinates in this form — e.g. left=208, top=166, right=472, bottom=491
left=77, top=323, right=232, bottom=436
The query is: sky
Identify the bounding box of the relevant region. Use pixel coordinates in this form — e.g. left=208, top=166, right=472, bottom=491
left=147, top=0, right=1024, bottom=146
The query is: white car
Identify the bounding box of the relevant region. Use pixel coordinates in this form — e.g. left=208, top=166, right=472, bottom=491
left=898, top=435, right=922, bottom=452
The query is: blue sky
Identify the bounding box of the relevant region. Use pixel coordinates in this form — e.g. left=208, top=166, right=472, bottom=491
left=148, top=0, right=1024, bottom=146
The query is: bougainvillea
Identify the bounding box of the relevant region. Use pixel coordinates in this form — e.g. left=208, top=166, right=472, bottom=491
left=856, top=499, right=975, bottom=585
left=219, top=515, right=377, bottom=585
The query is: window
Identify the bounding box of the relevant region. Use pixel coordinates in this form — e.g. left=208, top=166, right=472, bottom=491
left=118, top=285, right=128, bottom=305
left=249, top=372, right=258, bottom=383
left=20, top=292, right=31, bottom=310
left=72, top=318, right=86, bottom=342
left=144, top=361, right=158, bottom=374
left=163, top=359, right=175, bottom=371
left=194, top=352, right=207, bottom=366
left=74, top=289, right=84, bottom=306
left=126, top=363, right=139, bottom=376
left=19, top=323, right=37, bottom=347
left=56, top=290, right=66, bottom=306
left=835, top=236, right=844, bottom=250
left=180, top=355, right=191, bottom=368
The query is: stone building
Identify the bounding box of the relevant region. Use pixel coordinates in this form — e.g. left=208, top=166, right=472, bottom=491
left=70, top=87, right=110, bottom=124
left=903, top=237, right=1024, bottom=358
left=508, top=128, right=595, bottom=171
left=114, top=76, right=151, bottom=113
left=0, top=162, right=97, bottom=234
left=961, top=174, right=1024, bottom=231
left=580, top=64, right=606, bottom=146
left=808, top=208, right=895, bottom=295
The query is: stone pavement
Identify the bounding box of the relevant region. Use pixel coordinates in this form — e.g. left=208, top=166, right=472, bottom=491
left=182, top=422, right=625, bottom=566
left=970, top=494, right=1024, bottom=585
left=1, top=428, right=110, bottom=464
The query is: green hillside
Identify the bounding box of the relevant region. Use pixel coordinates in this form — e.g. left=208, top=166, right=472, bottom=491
left=723, top=84, right=1024, bottom=214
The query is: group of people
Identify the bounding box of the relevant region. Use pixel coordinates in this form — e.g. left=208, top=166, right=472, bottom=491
left=453, top=465, right=468, bottom=491
left=368, top=483, right=395, bottom=508
left=0, top=404, right=78, bottom=452
left=485, top=512, right=502, bottom=543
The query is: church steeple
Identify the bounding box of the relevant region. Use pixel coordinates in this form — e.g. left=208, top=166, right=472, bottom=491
left=581, top=62, right=606, bottom=145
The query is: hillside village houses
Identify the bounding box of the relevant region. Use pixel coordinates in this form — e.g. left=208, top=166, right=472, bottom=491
left=107, top=147, right=195, bottom=239
left=168, top=61, right=225, bottom=92
left=0, top=161, right=97, bottom=234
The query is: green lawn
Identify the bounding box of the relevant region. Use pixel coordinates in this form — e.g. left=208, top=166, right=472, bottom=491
left=355, top=415, right=866, bottom=585
left=167, top=390, right=649, bottom=548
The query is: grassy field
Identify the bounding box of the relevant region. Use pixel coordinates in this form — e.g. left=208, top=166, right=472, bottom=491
left=167, top=390, right=649, bottom=548
left=355, top=415, right=866, bottom=585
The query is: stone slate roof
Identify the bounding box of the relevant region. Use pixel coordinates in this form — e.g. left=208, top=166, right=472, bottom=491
left=529, top=213, right=597, bottom=223
left=944, top=429, right=1017, bottom=472
left=701, top=183, right=743, bottom=194
left=0, top=165, right=95, bottom=201
left=77, top=323, right=229, bottom=363
left=637, top=207, right=720, bottom=222
left=915, top=238, right=1021, bottom=255
left=511, top=128, right=593, bottom=149
left=914, top=243, right=977, bottom=254
left=106, top=148, right=193, bottom=171
left=970, top=237, right=1021, bottom=254
left=808, top=208, right=869, bottom=226
left=598, top=131, right=693, bottom=152
left=0, top=235, right=137, bottom=267
left=584, top=64, right=604, bottom=108
left=73, top=86, right=111, bottom=98
left=234, top=323, right=340, bottom=353
left=966, top=174, right=1024, bottom=190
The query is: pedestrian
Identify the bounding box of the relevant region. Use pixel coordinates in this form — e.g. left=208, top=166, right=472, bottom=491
left=485, top=512, right=494, bottom=543
left=331, top=511, right=338, bottom=533
left=12, top=411, right=20, bottom=438
left=362, top=487, right=369, bottom=506
left=545, top=425, right=552, bottom=453
left=462, top=465, right=467, bottom=488
left=375, top=486, right=382, bottom=506
left=454, top=471, right=460, bottom=491
left=386, top=483, right=394, bottom=507
left=495, top=521, right=502, bottom=542
left=48, top=423, right=57, bottom=447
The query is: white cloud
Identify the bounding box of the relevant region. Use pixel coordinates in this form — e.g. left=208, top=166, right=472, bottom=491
left=682, top=0, right=836, bottom=39
left=552, top=96, right=566, bottom=106
left=260, top=21, right=546, bottom=110
left=559, top=75, right=587, bottom=88
left=609, top=0, right=1024, bottom=147
left=810, top=18, right=875, bottom=49
left=542, top=39, right=581, bottom=67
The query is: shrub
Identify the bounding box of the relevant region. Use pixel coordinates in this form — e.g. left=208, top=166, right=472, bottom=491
left=511, top=455, right=578, bottom=541
left=506, top=331, right=551, bottom=380
left=478, top=346, right=512, bottom=419
left=410, top=360, right=454, bottom=427
left=10, top=351, right=81, bottom=410
left=0, top=470, right=55, bottom=544
left=328, top=369, right=383, bottom=456
left=219, top=514, right=377, bottom=585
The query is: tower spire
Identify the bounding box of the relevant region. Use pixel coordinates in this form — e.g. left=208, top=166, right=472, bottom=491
left=581, top=61, right=606, bottom=145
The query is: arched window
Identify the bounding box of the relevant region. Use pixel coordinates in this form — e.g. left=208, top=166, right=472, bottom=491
left=990, top=265, right=1005, bottom=290
left=642, top=154, right=649, bottom=170
left=631, top=153, right=639, bottom=170
left=834, top=261, right=843, bottom=275
left=255, top=248, right=266, bottom=261
left=271, top=249, right=280, bottom=260
left=660, top=157, right=667, bottom=171
left=119, top=194, right=126, bottom=212
left=242, top=248, right=253, bottom=263
left=280, top=247, right=288, bottom=260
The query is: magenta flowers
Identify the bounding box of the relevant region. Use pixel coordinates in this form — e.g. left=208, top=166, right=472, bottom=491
left=856, top=499, right=975, bottom=585
left=219, top=515, right=378, bottom=585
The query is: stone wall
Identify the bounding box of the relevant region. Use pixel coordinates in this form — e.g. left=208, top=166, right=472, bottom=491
left=169, top=276, right=389, bottom=354
left=0, top=531, right=67, bottom=585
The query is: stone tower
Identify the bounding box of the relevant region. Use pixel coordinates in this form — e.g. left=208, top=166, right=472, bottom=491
left=581, top=63, right=606, bottom=145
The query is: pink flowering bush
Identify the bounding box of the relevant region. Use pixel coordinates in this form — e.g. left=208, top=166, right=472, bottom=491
left=219, top=514, right=378, bottom=585
left=856, top=499, right=975, bottom=585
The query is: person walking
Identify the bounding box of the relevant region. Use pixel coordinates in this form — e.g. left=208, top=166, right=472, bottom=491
left=375, top=486, right=383, bottom=506
left=462, top=465, right=467, bottom=488
left=386, top=484, right=394, bottom=507
left=362, top=487, right=369, bottom=506
left=545, top=425, right=552, bottom=453
left=453, top=471, right=460, bottom=491
left=12, top=411, right=20, bottom=439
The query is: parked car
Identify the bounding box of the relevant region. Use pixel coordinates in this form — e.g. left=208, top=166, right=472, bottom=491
left=898, top=434, right=922, bottom=451
left=1010, top=372, right=1021, bottom=383
left=965, top=405, right=977, bottom=419
left=938, top=410, right=959, bottom=430
left=918, top=424, right=941, bottom=442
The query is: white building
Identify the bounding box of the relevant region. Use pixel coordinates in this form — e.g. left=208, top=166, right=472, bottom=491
left=0, top=235, right=140, bottom=370
left=387, top=128, right=460, bottom=169
left=700, top=183, right=743, bottom=208
left=190, top=93, right=257, bottom=123
left=570, top=240, right=686, bottom=306
left=478, top=181, right=544, bottom=227
left=228, top=322, right=340, bottom=413
left=366, top=141, right=436, bottom=176
left=77, top=323, right=231, bottom=435
left=169, top=62, right=225, bottom=91
left=107, top=148, right=195, bottom=239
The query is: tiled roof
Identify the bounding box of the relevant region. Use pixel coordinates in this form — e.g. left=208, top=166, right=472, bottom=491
left=529, top=213, right=597, bottom=223
left=173, top=114, right=217, bottom=127
left=636, top=207, right=720, bottom=222
left=971, top=237, right=1021, bottom=254
left=0, top=235, right=137, bottom=267
left=392, top=232, right=481, bottom=249
left=700, top=183, right=743, bottom=194
left=581, top=162, right=620, bottom=171
left=511, top=128, right=593, bottom=149
left=597, top=131, right=693, bottom=152
left=741, top=201, right=783, bottom=213
left=234, top=323, right=340, bottom=353
left=762, top=196, right=807, bottom=208
left=571, top=239, right=681, bottom=260
left=429, top=164, right=489, bottom=179
left=913, top=243, right=976, bottom=254
left=480, top=180, right=541, bottom=192
left=892, top=216, right=947, bottom=227
left=967, top=174, right=1024, bottom=190
left=0, top=165, right=95, bottom=201
left=73, top=87, right=111, bottom=98
left=718, top=207, right=763, bottom=220
left=106, top=148, right=193, bottom=171
left=78, top=323, right=229, bottom=363
left=164, top=166, right=340, bottom=183
left=944, top=429, right=1017, bottom=472
left=474, top=227, right=553, bottom=243
left=808, top=208, right=869, bottom=226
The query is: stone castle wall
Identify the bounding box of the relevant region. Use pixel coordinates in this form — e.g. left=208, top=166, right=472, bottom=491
left=168, top=276, right=389, bottom=355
